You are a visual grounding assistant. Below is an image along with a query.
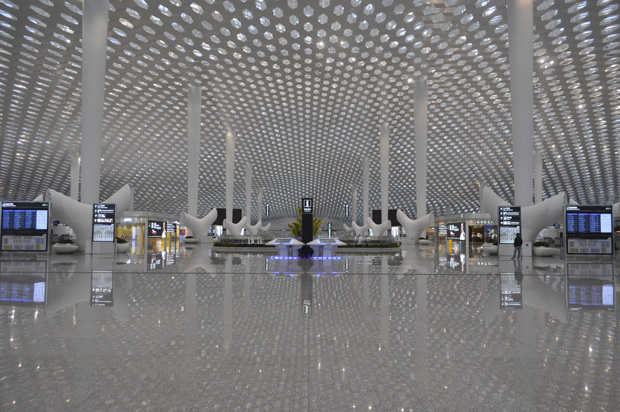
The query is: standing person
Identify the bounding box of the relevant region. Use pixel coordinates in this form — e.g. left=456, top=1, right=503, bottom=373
left=512, top=233, right=523, bottom=259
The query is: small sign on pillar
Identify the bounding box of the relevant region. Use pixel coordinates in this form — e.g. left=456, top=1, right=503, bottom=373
left=301, top=198, right=313, bottom=244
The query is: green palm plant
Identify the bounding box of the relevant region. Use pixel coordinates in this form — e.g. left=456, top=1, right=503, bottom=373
left=288, top=207, right=323, bottom=239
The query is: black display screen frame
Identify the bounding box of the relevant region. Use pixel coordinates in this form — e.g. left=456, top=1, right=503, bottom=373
left=564, top=205, right=614, bottom=256
left=1, top=201, right=50, bottom=252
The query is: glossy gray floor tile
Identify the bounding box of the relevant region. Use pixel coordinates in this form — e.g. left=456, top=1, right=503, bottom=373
left=1, top=244, right=618, bottom=411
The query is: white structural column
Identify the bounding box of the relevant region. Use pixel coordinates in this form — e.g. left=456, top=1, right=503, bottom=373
left=245, top=163, right=252, bottom=223
left=225, top=130, right=235, bottom=225
left=70, top=153, right=80, bottom=201
left=79, top=0, right=109, bottom=204
left=257, top=187, right=264, bottom=221
left=362, top=158, right=369, bottom=221
left=414, top=79, right=428, bottom=218
left=379, top=123, right=389, bottom=223
left=187, top=86, right=201, bottom=217
left=508, top=0, right=534, bottom=206
left=351, top=186, right=358, bottom=225
left=534, top=150, right=542, bottom=204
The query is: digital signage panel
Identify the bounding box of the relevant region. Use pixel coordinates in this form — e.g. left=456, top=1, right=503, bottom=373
left=498, top=206, right=521, bottom=244
left=92, top=204, right=115, bottom=242
left=447, top=222, right=465, bottom=240
left=1, top=202, right=50, bottom=251
left=147, top=220, right=166, bottom=238
left=565, top=205, right=614, bottom=255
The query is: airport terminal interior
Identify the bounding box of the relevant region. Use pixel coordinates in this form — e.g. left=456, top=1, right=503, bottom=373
left=1, top=0, right=620, bottom=411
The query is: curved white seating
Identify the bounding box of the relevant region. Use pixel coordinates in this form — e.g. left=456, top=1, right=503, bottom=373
left=46, top=184, right=133, bottom=251
left=223, top=216, right=248, bottom=236
left=342, top=223, right=354, bottom=234
left=260, top=222, right=271, bottom=233
left=180, top=208, right=217, bottom=243
left=365, top=216, right=391, bottom=237
left=396, top=210, right=434, bottom=242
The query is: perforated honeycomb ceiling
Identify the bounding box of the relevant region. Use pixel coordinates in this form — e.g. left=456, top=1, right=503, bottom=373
left=0, top=0, right=618, bottom=222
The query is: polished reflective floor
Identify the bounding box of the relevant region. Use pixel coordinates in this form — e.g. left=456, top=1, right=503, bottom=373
left=1, top=243, right=618, bottom=411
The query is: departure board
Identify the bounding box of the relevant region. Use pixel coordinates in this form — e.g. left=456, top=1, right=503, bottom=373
left=1, top=202, right=50, bottom=252
left=565, top=205, right=614, bottom=255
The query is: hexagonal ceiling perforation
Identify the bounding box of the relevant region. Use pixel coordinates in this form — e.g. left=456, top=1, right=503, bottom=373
left=0, top=0, right=618, bottom=223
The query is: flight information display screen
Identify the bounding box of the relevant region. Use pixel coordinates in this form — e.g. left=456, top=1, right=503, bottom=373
left=1, top=202, right=50, bottom=251
left=565, top=206, right=614, bottom=255
left=566, top=207, right=613, bottom=234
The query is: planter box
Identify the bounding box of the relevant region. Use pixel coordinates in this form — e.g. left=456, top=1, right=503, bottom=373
left=52, top=244, right=79, bottom=254
left=116, top=243, right=130, bottom=253
left=482, top=244, right=498, bottom=255
left=533, top=246, right=561, bottom=257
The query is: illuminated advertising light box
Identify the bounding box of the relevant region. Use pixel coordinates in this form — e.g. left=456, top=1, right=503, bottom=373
left=92, top=204, right=115, bottom=242
left=1, top=202, right=50, bottom=252
left=167, top=222, right=177, bottom=234
left=566, top=263, right=614, bottom=311
left=447, top=222, right=465, bottom=240
left=498, top=206, right=521, bottom=244
left=438, top=222, right=447, bottom=236
left=564, top=205, right=614, bottom=255
left=147, top=220, right=166, bottom=238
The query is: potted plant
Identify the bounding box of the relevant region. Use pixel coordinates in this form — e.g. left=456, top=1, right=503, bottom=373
left=298, top=245, right=314, bottom=259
